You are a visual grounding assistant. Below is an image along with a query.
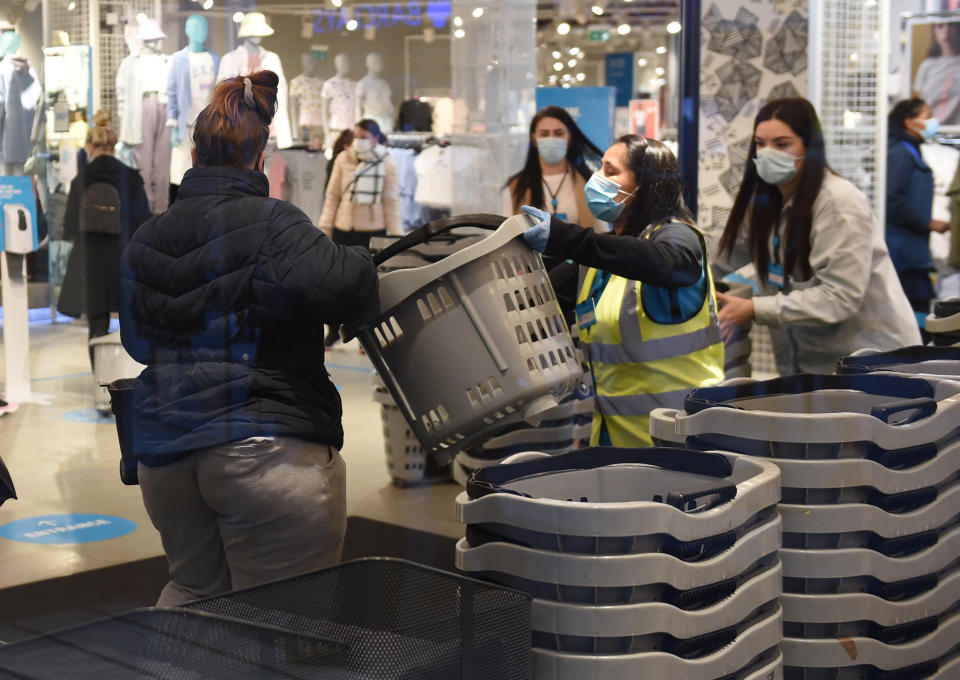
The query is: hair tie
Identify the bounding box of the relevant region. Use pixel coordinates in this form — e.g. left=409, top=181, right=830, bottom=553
left=243, top=77, right=255, bottom=107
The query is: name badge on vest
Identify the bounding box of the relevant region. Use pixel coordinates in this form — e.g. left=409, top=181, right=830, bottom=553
left=575, top=298, right=597, bottom=330
left=768, top=263, right=785, bottom=290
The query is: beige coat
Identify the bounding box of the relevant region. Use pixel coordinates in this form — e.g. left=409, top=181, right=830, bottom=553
left=318, top=147, right=402, bottom=237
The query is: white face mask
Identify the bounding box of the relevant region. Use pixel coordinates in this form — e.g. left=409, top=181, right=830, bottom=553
left=754, top=147, right=803, bottom=186
left=353, top=138, right=374, bottom=156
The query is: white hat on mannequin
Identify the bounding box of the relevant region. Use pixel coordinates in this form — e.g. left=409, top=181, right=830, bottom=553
left=237, top=12, right=275, bottom=38
left=136, top=17, right=166, bottom=41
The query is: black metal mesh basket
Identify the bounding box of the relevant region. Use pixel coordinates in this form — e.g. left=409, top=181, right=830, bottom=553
left=0, top=608, right=347, bottom=679
left=184, top=557, right=532, bottom=680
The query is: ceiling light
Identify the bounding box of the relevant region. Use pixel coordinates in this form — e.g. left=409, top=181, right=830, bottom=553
left=548, top=75, right=558, bottom=83
left=591, top=5, right=603, bottom=15
left=345, top=18, right=359, bottom=30
left=136, top=13, right=147, bottom=22
left=567, top=58, right=577, bottom=67
left=552, top=50, right=561, bottom=59
left=576, top=72, right=585, bottom=81
left=454, top=28, right=465, bottom=38
left=655, top=45, right=667, bottom=54
left=67, top=1, right=76, bottom=9
left=553, top=61, right=563, bottom=71
left=562, top=83, right=571, bottom=88
left=849, top=52, right=859, bottom=61
left=331, top=0, right=342, bottom=6
left=557, top=21, right=570, bottom=35
left=569, top=47, right=579, bottom=55
left=667, top=21, right=681, bottom=34
left=655, top=66, right=665, bottom=75
left=617, top=23, right=630, bottom=35
left=472, top=7, right=484, bottom=18
left=637, top=57, right=647, bottom=66
left=453, top=16, right=463, bottom=27
left=202, top=0, right=213, bottom=8
left=232, top=11, right=244, bottom=22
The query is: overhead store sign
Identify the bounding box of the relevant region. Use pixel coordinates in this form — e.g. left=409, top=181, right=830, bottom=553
left=590, top=30, right=611, bottom=42
left=312, top=1, right=452, bottom=34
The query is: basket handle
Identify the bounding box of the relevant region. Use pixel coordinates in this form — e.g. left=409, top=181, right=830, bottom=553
left=870, top=398, right=937, bottom=425
left=373, top=214, right=506, bottom=266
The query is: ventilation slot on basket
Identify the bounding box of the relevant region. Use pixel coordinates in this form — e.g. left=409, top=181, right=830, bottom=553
left=437, top=287, right=455, bottom=309
left=536, top=319, right=551, bottom=339
left=541, top=283, right=553, bottom=301
left=516, top=326, right=528, bottom=345
left=514, top=291, right=527, bottom=311
left=418, top=299, right=432, bottom=321
left=502, top=258, right=515, bottom=278
left=492, top=261, right=505, bottom=280
left=503, top=294, right=516, bottom=312
left=466, top=388, right=481, bottom=409
left=427, top=293, right=444, bottom=316
left=527, top=358, right=539, bottom=374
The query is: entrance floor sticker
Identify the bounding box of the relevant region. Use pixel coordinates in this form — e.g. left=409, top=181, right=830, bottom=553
left=0, top=514, right=137, bottom=544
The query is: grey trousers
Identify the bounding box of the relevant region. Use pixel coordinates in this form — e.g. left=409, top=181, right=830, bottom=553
left=138, top=437, right=346, bottom=607
left=133, top=94, right=171, bottom=214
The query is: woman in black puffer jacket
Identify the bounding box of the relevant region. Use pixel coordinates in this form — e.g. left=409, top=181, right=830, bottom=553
left=120, top=70, right=378, bottom=606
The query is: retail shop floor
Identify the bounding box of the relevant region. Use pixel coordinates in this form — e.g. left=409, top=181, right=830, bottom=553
left=0, top=315, right=464, bottom=634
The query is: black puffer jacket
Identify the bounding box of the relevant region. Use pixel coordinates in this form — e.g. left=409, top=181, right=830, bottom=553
left=120, top=167, right=378, bottom=465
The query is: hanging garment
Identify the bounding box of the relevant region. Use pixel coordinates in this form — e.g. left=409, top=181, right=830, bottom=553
left=320, top=77, right=357, bottom=132
left=168, top=50, right=219, bottom=185
left=217, top=46, right=292, bottom=149
left=289, top=74, right=325, bottom=127
left=133, top=95, right=171, bottom=213
left=355, top=75, right=393, bottom=132
left=397, top=99, right=433, bottom=132
left=116, top=52, right=169, bottom=146
left=0, top=56, right=41, bottom=164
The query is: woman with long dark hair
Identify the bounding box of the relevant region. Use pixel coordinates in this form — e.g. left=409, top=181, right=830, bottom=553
left=522, top=135, right=725, bottom=447
left=120, top=71, right=378, bottom=605
left=503, top=106, right=603, bottom=230
left=713, top=97, right=919, bottom=374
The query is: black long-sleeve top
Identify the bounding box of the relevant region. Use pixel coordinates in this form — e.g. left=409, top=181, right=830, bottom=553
left=544, top=216, right=704, bottom=314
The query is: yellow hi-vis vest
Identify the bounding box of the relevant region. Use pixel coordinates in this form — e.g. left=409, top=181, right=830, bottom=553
left=576, top=222, right=725, bottom=447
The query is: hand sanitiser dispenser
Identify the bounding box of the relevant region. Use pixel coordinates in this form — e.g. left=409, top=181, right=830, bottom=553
left=3, top=203, right=37, bottom=253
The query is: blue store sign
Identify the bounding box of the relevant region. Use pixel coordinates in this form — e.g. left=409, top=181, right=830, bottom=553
left=312, top=0, right=451, bottom=33
left=605, top=52, right=634, bottom=108
left=0, top=514, right=137, bottom=544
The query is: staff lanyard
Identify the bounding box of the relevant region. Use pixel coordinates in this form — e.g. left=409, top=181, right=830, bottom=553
left=542, top=170, right=569, bottom=215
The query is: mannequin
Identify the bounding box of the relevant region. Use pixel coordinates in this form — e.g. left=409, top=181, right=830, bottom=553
left=217, top=12, right=292, bottom=149
left=289, top=53, right=325, bottom=143
left=355, top=52, right=394, bottom=133
left=0, top=31, right=42, bottom=175
left=320, top=53, right=357, bottom=151
left=116, top=18, right=170, bottom=212
left=167, top=15, right=220, bottom=184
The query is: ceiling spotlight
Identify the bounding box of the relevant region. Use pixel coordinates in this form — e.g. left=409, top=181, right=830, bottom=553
left=67, top=1, right=76, bottom=9
left=202, top=0, right=213, bottom=8
left=591, top=5, right=603, bottom=15
left=232, top=11, right=244, bottom=22
left=552, top=50, right=561, bottom=59
left=136, top=12, right=147, bottom=22
left=569, top=47, right=579, bottom=55
left=616, top=23, right=630, bottom=35
left=553, top=61, right=563, bottom=71
left=655, top=66, right=665, bottom=75
left=667, top=21, right=681, bottom=34
left=655, top=45, right=667, bottom=54
left=345, top=18, right=359, bottom=30
left=331, top=0, right=342, bottom=6
left=576, top=72, right=585, bottom=81
left=637, top=57, right=647, bottom=66
left=568, top=58, right=577, bottom=67
left=548, top=75, right=558, bottom=83
left=557, top=21, right=571, bottom=35
left=849, top=52, right=859, bottom=61
left=562, top=83, right=571, bottom=88
left=454, top=28, right=466, bottom=38
left=453, top=16, right=463, bottom=27
left=472, top=7, right=484, bottom=18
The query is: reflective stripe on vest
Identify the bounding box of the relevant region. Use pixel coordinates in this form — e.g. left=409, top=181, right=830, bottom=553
left=577, top=222, right=725, bottom=447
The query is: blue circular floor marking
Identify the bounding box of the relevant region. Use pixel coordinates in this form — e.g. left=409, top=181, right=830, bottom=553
left=0, top=514, right=137, bottom=544
left=62, top=408, right=114, bottom=424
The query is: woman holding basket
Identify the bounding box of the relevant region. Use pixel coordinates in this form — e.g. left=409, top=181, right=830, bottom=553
left=521, top=135, right=725, bottom=447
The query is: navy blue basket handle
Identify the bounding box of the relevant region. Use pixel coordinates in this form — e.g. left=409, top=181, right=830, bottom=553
left=870, top=398, right=937, bottom=425
left=666, top=481, right=737, bottom=513
left=467, top=447, right=735, bottom=511
left=372, top=214, right=505, bottom=267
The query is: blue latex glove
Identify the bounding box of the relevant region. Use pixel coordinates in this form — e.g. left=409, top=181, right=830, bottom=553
left=521, top=204, right=550, bottom=253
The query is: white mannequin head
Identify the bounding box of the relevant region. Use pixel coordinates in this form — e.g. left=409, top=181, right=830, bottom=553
left=301, top=52, right=318, bottom=77
left=334, top=53, right=350, bottom=78
left=141, top=38, right=162, bottom=55
left=365, top=52, right=383, bottom=76
left=242, top=36, right=262, bottom=52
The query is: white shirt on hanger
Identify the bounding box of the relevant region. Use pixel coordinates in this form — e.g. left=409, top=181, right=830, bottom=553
left=116, top=52, right=169, bottom=146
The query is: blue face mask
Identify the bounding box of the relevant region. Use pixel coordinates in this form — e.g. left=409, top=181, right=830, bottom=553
left=536, top=137, right=568, bottom=166
left=923, top=117, right=939, bottom=140
left=754, top=147, right=802, bottom=186
left=584, top=171, right=635, bottom=222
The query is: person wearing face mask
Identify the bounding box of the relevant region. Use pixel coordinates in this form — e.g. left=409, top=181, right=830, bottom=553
left=712, top=98, right=919, bottom=375
left=318, top=118, right=400, bottom=346
left=503, top=107, right=605, bottom=243
left=521, top=135, right=725, bottom=447
left=886, top=98, right=946, bottom=340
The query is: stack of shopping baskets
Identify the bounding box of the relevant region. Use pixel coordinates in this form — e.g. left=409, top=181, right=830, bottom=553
left=650, top=370, right=960, bottom=679
left=89, top=332, right=144, bottom=416
left=927, top=298, right=960, bottom=347
left=355, top=215, right=584, bottom=484
left=455, top=447, right=784, bottom=678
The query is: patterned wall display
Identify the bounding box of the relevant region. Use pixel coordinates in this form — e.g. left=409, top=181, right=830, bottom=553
left=698, top=0, right=810, bottom=235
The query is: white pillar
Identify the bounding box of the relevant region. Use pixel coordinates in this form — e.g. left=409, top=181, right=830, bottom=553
left=1, top=252, right=32, bottom=402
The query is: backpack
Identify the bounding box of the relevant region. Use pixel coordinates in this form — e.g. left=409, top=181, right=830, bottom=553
left=79, top=182, right=121, bottom=235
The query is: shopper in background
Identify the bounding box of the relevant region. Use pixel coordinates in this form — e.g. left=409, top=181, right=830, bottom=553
left=522, top=135, right=725, bottom=447
left=713, top=98, right=920, bottom=374
left=324, top=128, right=354, bottom=193
left=913, top=22, right=960, bottom=126
left=503, top=106, right=604, bottom=233
left=58, top=111, right=152, bottom=371
left=319, top=118, right=400, bottom=346
left=119, top=71, right=378, bottom=606
left=886, top=97, right=945, bottom=339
